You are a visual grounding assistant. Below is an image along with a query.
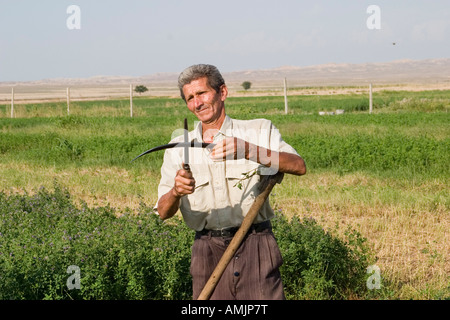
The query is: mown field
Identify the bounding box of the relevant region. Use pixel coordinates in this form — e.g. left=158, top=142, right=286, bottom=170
left=0, top=89, right=449, bottom=299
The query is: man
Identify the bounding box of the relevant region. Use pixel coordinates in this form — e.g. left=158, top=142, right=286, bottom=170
left=156, top=64, right=306, bottom=300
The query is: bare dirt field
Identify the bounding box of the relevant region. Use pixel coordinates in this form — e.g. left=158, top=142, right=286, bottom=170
left=1, top=58, right=449, bottom=104
left=1, top=82, right=450, bottom=106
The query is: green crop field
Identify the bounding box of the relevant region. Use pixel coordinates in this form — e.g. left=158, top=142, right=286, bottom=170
left=0, top=89, right=449, bottom=299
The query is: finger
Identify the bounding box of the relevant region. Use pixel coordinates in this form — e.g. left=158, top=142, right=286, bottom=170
left=178, top=167, right=193, bottom=179
left=174, top=176, right=196, bottom=195
left=210, top=148, right=227, bottom=161
left=175, top=184, right=195, bottom=195
left=210, top=139, right=233, bottom=160
left=174, top=184, right=194, bottom=196
left=176, top=171, right=195, bottom=185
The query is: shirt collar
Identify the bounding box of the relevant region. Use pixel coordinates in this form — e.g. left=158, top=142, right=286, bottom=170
left=193, top=115, right=233, bottom=142
left=219, top=114, right=232, bottom=136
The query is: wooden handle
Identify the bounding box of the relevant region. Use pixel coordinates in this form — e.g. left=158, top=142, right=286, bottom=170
left=197, top=172, right=284, bottom=300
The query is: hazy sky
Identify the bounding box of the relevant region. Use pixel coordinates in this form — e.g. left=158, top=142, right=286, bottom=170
left=0, top=0, right=449, bottom=81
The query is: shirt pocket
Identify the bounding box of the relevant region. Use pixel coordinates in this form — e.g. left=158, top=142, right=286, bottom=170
left=225, top=165, right=259, bottom=188
left=225, top=164, right=260, bottom=207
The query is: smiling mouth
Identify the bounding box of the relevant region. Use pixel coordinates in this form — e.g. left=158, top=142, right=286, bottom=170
left=196, top=106, right=208, bottom=113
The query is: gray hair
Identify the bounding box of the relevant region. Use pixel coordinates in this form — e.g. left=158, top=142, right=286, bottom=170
left=178, top=64, right=225, bottom=101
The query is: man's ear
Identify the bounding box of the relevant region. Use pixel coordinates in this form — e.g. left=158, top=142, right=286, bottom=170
left=220, top=84, right=228, bottom=102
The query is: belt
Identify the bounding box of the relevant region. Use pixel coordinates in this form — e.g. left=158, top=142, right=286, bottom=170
left=197, top=220, right=272, bottom=238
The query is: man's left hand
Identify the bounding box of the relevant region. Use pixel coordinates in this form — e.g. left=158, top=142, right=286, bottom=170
left=210, top=137, right=249, bottom=161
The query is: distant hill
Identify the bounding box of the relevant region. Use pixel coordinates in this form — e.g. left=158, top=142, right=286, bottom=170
left=223, top=58, right=450, bottom=87
left=1, top=58, right=449, bottom=102
left=1, top=58, right=449, bottom=88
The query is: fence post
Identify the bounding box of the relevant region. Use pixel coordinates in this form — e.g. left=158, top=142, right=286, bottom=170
left=11, top=88, right=14, bottom=118
left=284, top=78, right=288, bottom=114
left=130, top=84, right=133, bottom=117
left=369, top=83, right=373, bottom=114
left=67, top=87, right=70, bottom=115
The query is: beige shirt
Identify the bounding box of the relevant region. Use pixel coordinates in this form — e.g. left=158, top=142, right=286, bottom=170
left=156, top=115, right=300, bottom=231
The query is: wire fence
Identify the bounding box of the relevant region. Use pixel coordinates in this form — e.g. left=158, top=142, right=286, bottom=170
left=0, top=84, right=182, bottom=118
left=5, top=81, right=438, bottom=118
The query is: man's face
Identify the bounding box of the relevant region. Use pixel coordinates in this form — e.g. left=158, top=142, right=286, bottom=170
left=182, top=76, right=228, bottom=125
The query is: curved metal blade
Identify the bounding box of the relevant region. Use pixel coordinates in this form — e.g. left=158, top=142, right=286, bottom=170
left=131, top=142, right=215, bottom=162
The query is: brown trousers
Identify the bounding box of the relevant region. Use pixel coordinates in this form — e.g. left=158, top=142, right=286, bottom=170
left=190, top=228, right=285, bottom=300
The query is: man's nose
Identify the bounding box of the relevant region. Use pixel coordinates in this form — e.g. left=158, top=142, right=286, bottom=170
left=193, top=96, right=203, bottom=108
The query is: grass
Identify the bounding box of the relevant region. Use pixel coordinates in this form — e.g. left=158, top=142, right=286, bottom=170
left=274, top=172, right=448, bottom=299
left=0, top=185, right=373, bottom=300
left=0, top=89, right=449, bottom=299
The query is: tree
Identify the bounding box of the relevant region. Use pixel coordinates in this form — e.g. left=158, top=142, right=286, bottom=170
left=134, top=85, right=148, bottom=95
left=241, top=81, right=252, bottom=91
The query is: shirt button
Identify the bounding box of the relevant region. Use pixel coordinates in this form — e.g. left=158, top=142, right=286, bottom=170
left=234, top=271, right=240, bottom=277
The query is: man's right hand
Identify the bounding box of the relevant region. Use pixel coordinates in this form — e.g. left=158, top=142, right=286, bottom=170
left=157, top=165, right=195, bottom=220
left=172, top=165, right=196, bottom=198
